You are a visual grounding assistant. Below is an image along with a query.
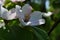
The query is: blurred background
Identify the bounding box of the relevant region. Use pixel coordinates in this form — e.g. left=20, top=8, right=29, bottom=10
left=0, top=0, right=60, bottom=40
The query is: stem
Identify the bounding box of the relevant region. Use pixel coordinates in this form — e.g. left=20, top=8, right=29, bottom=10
left=48, top=19, right=60, bottom=35
left=4, top=20, right=9, bottom=26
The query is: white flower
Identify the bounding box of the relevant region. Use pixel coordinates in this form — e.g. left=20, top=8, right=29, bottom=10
left=11, top=0, right=25, bottom=2
left=45, top=0, right=50, bottom=11
left=0, top=0, right=5, bottom=17
left=0, top=20, right=5, bottom=28
left=43, top=12, right=52, bottom=17
left=16, top=4, right=45, bottom=26
left=0, top=0, right=5, bottom=5
left=0, top=0, right=17, bottom=20
left=0, top=5, right=17, bottom=20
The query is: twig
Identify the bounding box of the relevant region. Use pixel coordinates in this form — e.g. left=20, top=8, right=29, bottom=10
left=48, top=19, right=60, bottom=35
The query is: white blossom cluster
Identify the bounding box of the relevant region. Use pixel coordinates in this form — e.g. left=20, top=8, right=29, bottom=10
left=0, top=0, right=53, bottom=27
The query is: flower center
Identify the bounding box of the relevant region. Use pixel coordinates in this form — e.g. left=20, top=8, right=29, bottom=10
left=24, top=14, right=30, bottom=22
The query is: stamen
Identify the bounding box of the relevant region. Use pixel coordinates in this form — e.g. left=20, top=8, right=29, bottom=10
left=24, top=14, right=30, bottom=22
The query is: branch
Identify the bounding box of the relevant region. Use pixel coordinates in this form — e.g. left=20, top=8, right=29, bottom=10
left=48, top=19, right=60, bottom=35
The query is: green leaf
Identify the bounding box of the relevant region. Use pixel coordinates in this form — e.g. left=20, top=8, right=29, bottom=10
left=0, top=26, right=34, bottom=40
left=32, top=27, right=49, bottom=40
left=50, top=23, right=60, bottom=40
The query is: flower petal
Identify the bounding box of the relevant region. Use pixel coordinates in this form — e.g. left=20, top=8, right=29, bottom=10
left=18, top=0, right=25, bottom=2
left=39, top=19, right=45, bottom=25
left=22, top=0, right=25, bottom=2
left=29, top=11, right=43, bottom=21
left=25, top=19, right=45, bottom=26
left=0, top=0, right=5, bottom=5
left=0, top=5, right=1, bottom=17
left=7, top=8, right=17, bottom=20
left=19, top=18, right=27, bottom=26
left=16, top=5, right=46, bottom=26
left=22, top=4, right=32, bottom=15
left=0, top=20, right=5, bottom=28
left=1, top=7, right=16, bottom=20
left=43, top=12, right=52, bottom=17
left=11, top=0, right=17, bottom=2
left=24, top=11, right=45, bottom=26
left=1, top=6, right=8, bottom=19
left=26, top=21, right=39, bottom=26
left=45, top=0, right=50, bottom=11
left=15, top=5, right=24, bottom=19
left=11, top=0, right=25, bottom=2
